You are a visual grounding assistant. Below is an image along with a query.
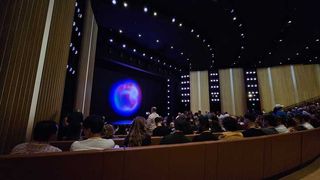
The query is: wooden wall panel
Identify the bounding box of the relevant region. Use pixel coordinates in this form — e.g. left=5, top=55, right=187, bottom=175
left=35, top=0, right=75, bottom=123
left=0, top=0, right=49, bottom=153
left=75, top=0, right=98, bottom=117
left=233, top=68, right=247, bottom=116
left=219, top=69, right=233, bottom=114
left=190, top=71, right=210, bottom=113
left=271, top=65, right=296, bottom=107
left=294, top=64, right=320, bottom=101
left=257, top=68, right=274, bottom=112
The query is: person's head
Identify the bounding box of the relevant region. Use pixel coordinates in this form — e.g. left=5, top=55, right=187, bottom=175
left=244, top=113, right=256, bottom=123
left=33, top=120, right=58, bottom=142
left=293, top=114, right=305, bottom=124
left=174, top=116, right=188, bottom=132
left=263, top=114, right=278, bottom=127
left=155, top=116, right=164, bottom=126
left=222, top=117, right=239, bottom=131
left=127, top=116, right=147, bottom=147
left=104, top=124, right=114, bottom=139
left=151, top=107, right=157, bottom=113
left=83, top=115, right=104, bottom=138
left=199, top=116, right=210, bottom=131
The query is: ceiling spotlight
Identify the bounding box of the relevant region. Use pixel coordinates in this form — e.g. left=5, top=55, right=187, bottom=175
left=296, top=52, right=299, bottom=56
left=119, top=29, right=123, bottom=33
left=122, top=44, right=126, bottom=48
left=279, top=39, right=283, bottom=42
left=150, top=56, right=153, bottom=60
left=196, top=34, right=200, bottom=38
left=138, top=34, right=142, bottom=37
left=309, top=60, right=312, bottom=62
left=112, top=0, right=117, bottom=5
left=191, top=29, right=194, bottom=33
left=269, top=52, right=272, bottom=55
left=172, top=18, right=176, bottom=23
left=316, top=39, right=320, bottom=42
left=203, top=39, right=206, bottom=42
left=180, top=52, right=184, bottom=55
left=187, top=58, right=190, bottom=61
left=153, top=12, right=157, bottom=16
left=259, top=61, right=262, bottom=64
left=179, top=23, right=183, bottom=27
left=280, top=62, right=282, bottom=65
left=156, top=39, right=160, bottom=43
left=123, top=2, right=128, bottom=8
left=109, top=39, right=113, bottom=43
left=238, top=55, right=241, bottom=58
left=142, top=53, right=146, bottom=56
left=133, top=49, right=136, bottom=52
left=315, top=57, right=318, bottom=59
left=287, top=58, right=291, bottom=60
left=170, top=46, right=174, bottom=49
left=241, top=46, right=244, bottom=49
left=230, top=9, right=234, bottom=13
left=239, top=24, right=242, bottom=27
left=210, top=48, right=213, bottom=51
left=305, top=46, right=309, bottom=49
left=233, top=17, right=237, bottom=21
left=288, top=20, right=292, bottom=24
left=143, top=7, right=148, bottom=13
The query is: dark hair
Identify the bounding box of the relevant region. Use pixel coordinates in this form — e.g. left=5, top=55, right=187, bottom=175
left=83, top=115, right=104, bottom=134
left=174, top=116, right=188, bottom=131
left=263, top=114, right=278, bottom=127
left=199, top=116, right=210, bottom=131
left=33, top=120, right=58, bottom=142
left=244, top=113, right=256, bottom=122
left=155, top=116, right=163, bottom=124
left=222, top=117, right=239, bottom=131
left=127, top=116, right=147, bottom=147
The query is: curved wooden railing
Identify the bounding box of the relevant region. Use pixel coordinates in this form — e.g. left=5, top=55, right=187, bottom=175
left=0, top=128, right=319, bottom=180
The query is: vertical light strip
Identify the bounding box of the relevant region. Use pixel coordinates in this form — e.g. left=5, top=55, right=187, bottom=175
left=229, top=69, right=236, bottom=115
left=82, top=12, right=94, bottom=112
left=197, top=71, right=202, bottom=111
left=26, top=0, right=55, bottom=141
left=267, top=67, right=275, bottom=106
left=316, top=65, right=320, bottom=91
left=290, top=65, right=299, bottom=103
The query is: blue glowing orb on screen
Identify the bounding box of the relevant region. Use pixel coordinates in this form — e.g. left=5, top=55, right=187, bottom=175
left=109, top=79, right=142, bottom=116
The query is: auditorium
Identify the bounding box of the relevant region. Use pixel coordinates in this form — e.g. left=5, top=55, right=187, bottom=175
left=1, top=0, right=320, bottom=179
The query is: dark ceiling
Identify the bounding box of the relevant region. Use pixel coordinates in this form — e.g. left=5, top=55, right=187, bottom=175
left=91, top=0, right=320, bottom=71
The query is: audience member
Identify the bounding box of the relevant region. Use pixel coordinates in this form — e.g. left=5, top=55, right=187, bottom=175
left=219, top=117, right=243, bottom=140
left=152, top=117, right=171, bottom=136
left=261, top=114, right=279, bottom=135
left=103, top=124, right=115, bottom=139
left=146, top=107, right=160, bottom=135
left=70, top=115, right=115, bottom=151
left=124, top=116, right=151, bottom=147
left=193, top=116, right=217, bottom=142
left=274, top=117, right=289, bottom=133
left=160, top=116, right=191, bottom=144
left=11, top=120, right=61, bottom=155
left=242, top=113, right=266, bottom=137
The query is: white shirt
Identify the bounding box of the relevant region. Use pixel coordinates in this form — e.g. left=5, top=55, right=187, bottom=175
left=146, top=112, right=159, bottom=134
left=70, top=137, right=115, bottom=151
left=302, top=122, right=314, bottom=130
left=275, top=124, right=289, bottom=133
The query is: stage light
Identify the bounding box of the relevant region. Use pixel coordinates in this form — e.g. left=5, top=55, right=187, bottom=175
left=75, top=27, right=78, bottom=31
left=196, top=34, right=200, bottom=38
left=119, top=29, right=123, bottom=34
left=191, top=29, right=194, bottom=33
left=172, top=18, right=176, bottom=23
left=170, top=46, right=174, bottom=49
left=179, top=23, right=182, bottom=27
left=239, top=24, right=242, bottom=27
left=233, top=17, right=237, bottom=21
left=75, top=51, right=78, bottom=55
left=73, top=21, right=76, bottom=26
left=156, top=39, right=159, bottom=43
left=143, top=7, right=148, bottom=12
left=70, top=43, right=73, bottom=47
left=109, top=39, right=113, bottom=43
left=77, top=8, right=80, bottom=13
left=279, top=39, right=283, bottom=42
left=142, top=53, right=146, bottom=56
left=133, top=49, right=136, bottom=52
left=122, top=44, right=126, bottom=48
left=288, top=20, right=292, bottom=24
left=138, top=34, right=142, bottom=37
left=150, top=57, right=153, bottom=60
left=78, top=32, right=81, bottom=36
left=112, top=0, right=117, bottom=5
left=78, top=14, right=82, bottom=18
left=316, top=39, right=320, bottom=42
left=153, top=12, right=157, bottom=16
left=296, top=53, right=299, bottom=56
left=230, top=9, right=234, bottom=13
left=305, top=46, right=309, bottom=49
left=180, top=52, right=184, bottom=55
left=75, top=2, right=78, bottom=7
left=123, top=2, right=128, bottom=8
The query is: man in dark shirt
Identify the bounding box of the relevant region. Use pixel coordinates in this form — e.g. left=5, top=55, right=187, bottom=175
left=160, top=116, right=191, bottom=144
left=242, top=113, right=266, bottom=137
left=261, top=114, right=279, bottom=135
left=152, top=117, right=171, bottom=136
left=193, top=116, right=217, bottom=142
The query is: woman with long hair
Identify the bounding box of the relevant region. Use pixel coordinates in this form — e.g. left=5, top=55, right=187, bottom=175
left=124, top=116, right=151, bottom=147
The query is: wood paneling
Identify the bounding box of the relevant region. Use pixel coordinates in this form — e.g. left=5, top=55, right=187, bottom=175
left=75, top=0, right=98, bottom=117
left=34, top=0, right=75, bottom=123
left=219, top=68, right=246, bottom=115
left=0, top=0, right=49, bottom=154
left=258, top=64, right=320, bottom=112
left=190, top=71, right=210, bottom=113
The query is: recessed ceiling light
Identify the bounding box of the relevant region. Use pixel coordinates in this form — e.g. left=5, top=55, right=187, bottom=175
left=133, top=49, right=136, bottom=52
left=305, top=46, right=309, bottom=49
left=123, top=2, right=128, bottom=8
left=207, top=45, right=210, bottom=47
left=259, top=61, right=261, bottom=64
left=316, top=39, right=319, bottom=42
left=112, top=0, right=117, bottom=5
left=239, top=24, right=242, bottom=27
left=142, top=53, right=146, bottom=56
left=279, top=39, right=283, bottom=42
left=296, top=53, right=299, bottom=56
left=172, top=18, right=176, bottom=23
left=196, top=34, right=200, bottom=38
left=233, top=17, right=237, bottom=21
left=280, top=62, right=282, bottom=65
left=122, top=44, right=126, bottom=48
left=269, top=52, right=272, bottom=55
left=230, top=9, right=234, bottom=13
left=309, top=60, right=312, bottom=62
left=119, top=29, right=123, bottom=33
left=109, top=39, right=113, bottom=43
left=150, top=56, right=153, bottom=60
left=153, top=12, right=157, bottom=16
left=156, top=39, right=160, bottom=43
left=191, top=29, right=194, bottom=33
left=143, top=7, right=148, bottom=12
left=170, top=46, right=174, bottom=49
left=241, top=46, right=244, bottom=49
left=180, top=52, right=184, bottom=55
left=138, top=34, right=142, bottom=37
left=179, top=23, right=183, bottom=27
left=288, top=20, right=292, bottom=24
left=287, top=57, right=291, bottom=60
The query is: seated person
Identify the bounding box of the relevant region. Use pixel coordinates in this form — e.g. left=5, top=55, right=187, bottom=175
left=274, top=117, right=289, bottom=133
left=11, top=120, right=62, bottom=155
left=70, top=115, right=115, bottom=151
left=124, top=116, right=151, bottom=147
left=261, top=114, right=279, bottom=135
left=219, top=117, right=243, bottom=140
left=294, top=114, right=314, bottom=130
left=160, top=116, right=191, bottom=144
left=102, top=124, right=116, bottom=139
left=152, top=117, right=171, bottom=136
left=242, top=113, right=266, bottom=137
left=193, top=116, right=218, bottom=142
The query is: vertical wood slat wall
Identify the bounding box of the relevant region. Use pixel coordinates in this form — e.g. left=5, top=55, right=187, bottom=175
left=258, top=64, right=320, bottom=112
left=34, top=0, right=75, bottom=124
left=190, top=71, right=210, bottom=113
left=75, top=0, right=98, bottom=117
left=219, top=68, right=247, bottom=116
left=0, top=0, right=49, bottom=153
